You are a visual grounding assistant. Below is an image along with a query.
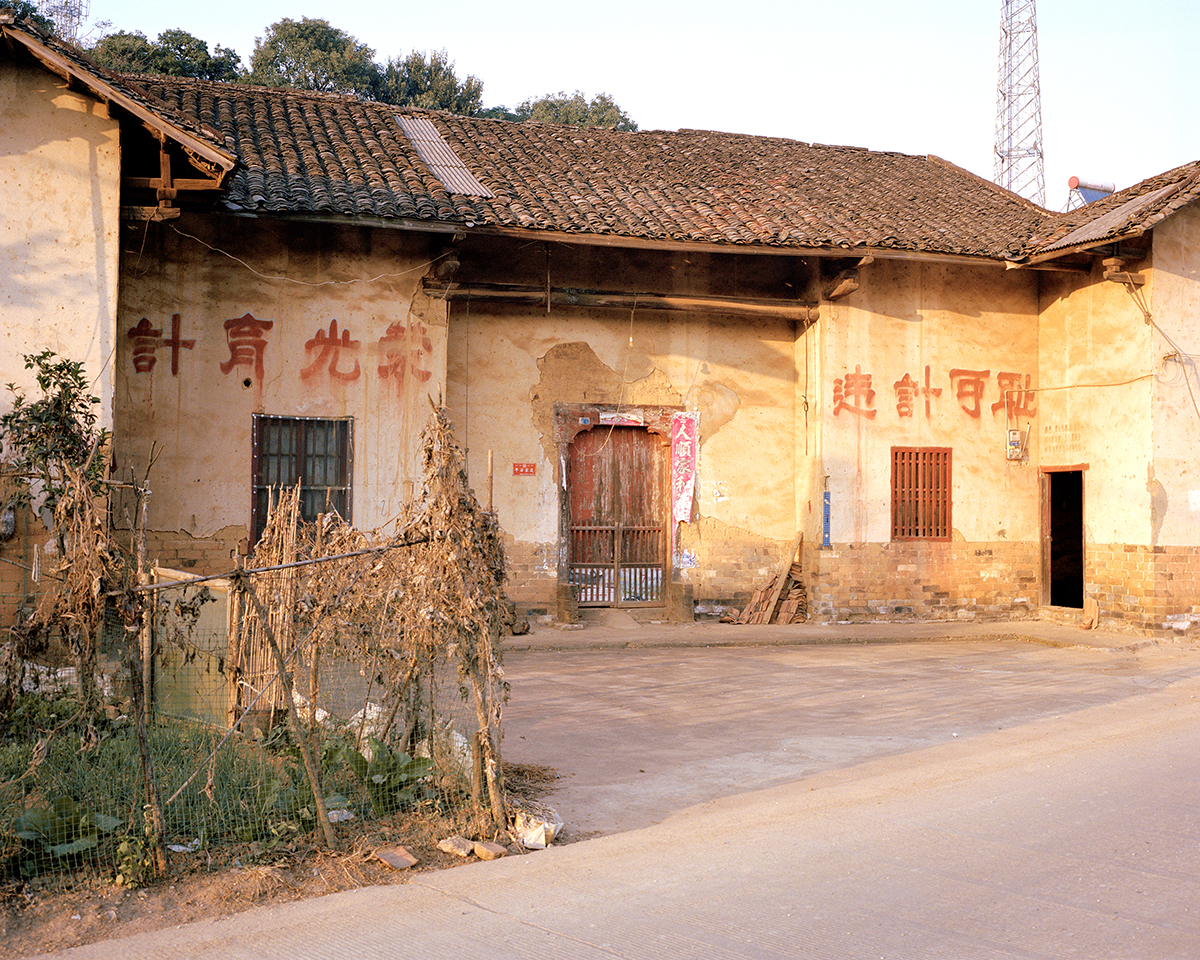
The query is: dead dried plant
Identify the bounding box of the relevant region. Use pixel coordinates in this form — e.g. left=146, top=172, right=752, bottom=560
left=229, top=402, right=511, bottom=832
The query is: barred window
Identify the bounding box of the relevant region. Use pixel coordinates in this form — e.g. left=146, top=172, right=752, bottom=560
left=251, top=415, right=353, bottom=543
left=891, top=447, right=951, bottom=541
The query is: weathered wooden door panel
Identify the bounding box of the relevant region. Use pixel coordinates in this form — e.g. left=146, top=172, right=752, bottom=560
left=567, top=427, right=666, bottom=606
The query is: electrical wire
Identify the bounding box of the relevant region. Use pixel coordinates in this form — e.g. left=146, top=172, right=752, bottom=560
left=167, top=223, right=450, bottom=287
left=1116, top=278, right=1200, bottom=427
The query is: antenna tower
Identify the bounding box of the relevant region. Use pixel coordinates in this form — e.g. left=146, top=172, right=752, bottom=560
left=994, top=0, right=1045, bottom=205
left=37, top=0, right=90, bottom=42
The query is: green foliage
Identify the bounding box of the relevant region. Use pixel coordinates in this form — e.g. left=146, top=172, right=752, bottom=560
left=248, top=17, right=379, bottom=96
left=376, top=49, right=483, bottom=114
left=113, top=833, right=153, bottom=887
left=113, top=805, right=156, bottom=887
left=232, top=771, right=307, bottom=842
left=1, top=350, right=109, bottom=516
left=88, top=28, right=243, bottom=81
left=12, top=797, right=122, bottom=874
left=86, top=29, right=155, bottom=72
left=1, top=2, right=56, bottom=35
left=329, top=737, right=433, bottom=816
left=509, top=90, right=638, bottom=131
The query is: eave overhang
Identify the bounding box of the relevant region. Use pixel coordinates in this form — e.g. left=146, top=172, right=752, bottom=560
left=0, top=16, right=236, bottom=186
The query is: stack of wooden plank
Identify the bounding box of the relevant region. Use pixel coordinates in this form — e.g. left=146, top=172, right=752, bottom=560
left=736, top=562, right=807, bottom=624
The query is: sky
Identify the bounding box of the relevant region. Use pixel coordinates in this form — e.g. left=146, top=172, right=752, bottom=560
left=74, top=0, right=1200, bottom=211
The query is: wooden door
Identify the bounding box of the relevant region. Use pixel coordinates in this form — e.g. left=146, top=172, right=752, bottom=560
left=567, top=427, right=666, bottom=606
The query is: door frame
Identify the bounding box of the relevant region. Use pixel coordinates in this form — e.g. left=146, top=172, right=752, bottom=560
left=554, top=402, right=680, bottom=617
left=1040, top=463, right=1087, bottom=609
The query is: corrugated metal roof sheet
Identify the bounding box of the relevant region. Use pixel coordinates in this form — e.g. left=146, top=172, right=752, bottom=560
left=398, top=116, right=494, bottom=198
left=1038, top=183, right=1178, bottom=253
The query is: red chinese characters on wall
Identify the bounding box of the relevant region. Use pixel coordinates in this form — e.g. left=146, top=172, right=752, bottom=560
left=301, top=319, right=361, bottom=382
left=220, top=313, right=274, bottom=380
left=127, top=312, right=437, bottom=389
left=126, top=314, right=195, bottom=375
left=833, top=365, right=878, bottom=419
left=893, top=365, right=942, bottom=418
left=992, top=371, right=1038, bottom=418
left=378, top=320, right=433, bottom=385
left=833, top=365, right=1037, bottom=422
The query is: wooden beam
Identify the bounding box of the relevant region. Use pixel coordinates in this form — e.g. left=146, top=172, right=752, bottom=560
left=124, top=176, right=225, bottom=192
left=121, top=206, right=181, bottom=221
left=822, top=268, right=859, bottom=301
left=422, top=280, right=820, bottom=322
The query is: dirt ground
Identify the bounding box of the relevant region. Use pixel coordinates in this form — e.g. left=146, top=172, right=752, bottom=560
left=0, top=764, right=562, bottom=959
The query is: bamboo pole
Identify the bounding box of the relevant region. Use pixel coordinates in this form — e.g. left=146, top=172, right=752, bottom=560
left=129, top=477, right=168, bottom=877
left=487, top=449, right=494, bottom=513
left=240, top=577, right=338, bottom=850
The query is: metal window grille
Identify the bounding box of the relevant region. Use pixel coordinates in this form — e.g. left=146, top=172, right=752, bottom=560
left=251, top=415, right=353, bottom=542
left=891, top=447, right=952, bottom=541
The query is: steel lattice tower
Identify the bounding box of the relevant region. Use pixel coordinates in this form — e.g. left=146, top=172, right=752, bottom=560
left=994, top=0, right=1045, bottom=206
left=37, top=0, right=89, bottom=42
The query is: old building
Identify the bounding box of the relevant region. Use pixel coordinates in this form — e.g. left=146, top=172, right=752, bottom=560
left=2, top=13, right=1197, bottom=638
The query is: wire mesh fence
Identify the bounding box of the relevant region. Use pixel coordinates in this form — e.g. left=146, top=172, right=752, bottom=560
left=1, top=406, right=513, bottom=895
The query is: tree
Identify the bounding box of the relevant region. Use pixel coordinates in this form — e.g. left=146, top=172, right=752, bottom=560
left=87, top=30, right=155, bottom=73
left=1, top=351, right=108, bottom=517
left=508, top=90, right=638, bottom=131
left=152, top=28, right=242, bottom=81
left=88, top=28, right=243, bottom=81
left=2, top=1, right=56, bottom=35
left=248, top=17, right=379, bottom=96
left=376, top=48, right=483, bottom=115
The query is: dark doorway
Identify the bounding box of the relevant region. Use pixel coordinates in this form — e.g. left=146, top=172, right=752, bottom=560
left=567, top=426, right=666, bottom=607
left=1043, top=470, right=1084, bottom=608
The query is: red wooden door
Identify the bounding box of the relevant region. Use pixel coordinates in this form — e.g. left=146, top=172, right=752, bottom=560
left=567, top=427, right=666, bottom=606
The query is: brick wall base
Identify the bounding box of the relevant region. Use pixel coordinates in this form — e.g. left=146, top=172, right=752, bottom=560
left=1088, top=542, right=1200, bottom=639
left=489, top=527, right=1200, bottom=640
left=145, top=527, right=246, bottom=575
left=502, top=535, right=558, bottom=619
left=0, top=506, right=52, bottom=633
left=806, top=540, right=1040, bottom=623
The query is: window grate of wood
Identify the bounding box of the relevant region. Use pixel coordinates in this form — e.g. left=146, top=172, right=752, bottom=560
left=891, top=447, right=952, bottom=541
left=251, top=415, right=353, bottom=543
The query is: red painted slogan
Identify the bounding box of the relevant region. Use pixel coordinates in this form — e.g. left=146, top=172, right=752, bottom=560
left=126, top=314, right=434, bottom=388
left=834, top=364, right=1036, bottom=421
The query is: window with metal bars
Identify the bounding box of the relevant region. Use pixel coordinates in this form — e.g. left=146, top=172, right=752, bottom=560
left=891, top=447, right=952, bottom=541
left=251, top=415, right=353, bottom=543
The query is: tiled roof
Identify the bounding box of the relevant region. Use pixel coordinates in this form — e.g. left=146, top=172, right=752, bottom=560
left=135, top=76, right=1066, bottom=261
left=1028, top=161, right=1200, bottom=260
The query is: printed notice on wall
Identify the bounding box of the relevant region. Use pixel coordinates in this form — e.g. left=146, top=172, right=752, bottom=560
left=671, top=412, right=700, bottom=525
left=599, top=409, right=645, bottom=426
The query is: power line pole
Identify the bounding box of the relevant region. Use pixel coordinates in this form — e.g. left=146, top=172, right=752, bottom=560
left=994, top=0, right=1045, bottom=206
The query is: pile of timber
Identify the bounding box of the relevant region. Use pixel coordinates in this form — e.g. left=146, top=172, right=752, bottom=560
left=736, top=562, right=807, bottom=624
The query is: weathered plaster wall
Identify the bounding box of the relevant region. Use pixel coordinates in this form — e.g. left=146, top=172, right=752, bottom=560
left=445, top=294, right=801, bottom=616
left=0, top=59, right=120, bottom=425
left=1126, top=207, right=1200, bottom=635
left=0, top=59, right=120, bottom=616
left=1036, top=236, right=1200, bottom=638
left=1146, top=206, right=1200, bottom=547
left=114, top=215, right=447, bottom=570
left=1038, top=260, right=1154, bottom=546
left=811, top=259, right=1041, bottom=620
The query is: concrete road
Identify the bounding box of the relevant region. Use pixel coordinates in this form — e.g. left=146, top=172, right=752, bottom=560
left=29, top=635, right=1200, bottom=959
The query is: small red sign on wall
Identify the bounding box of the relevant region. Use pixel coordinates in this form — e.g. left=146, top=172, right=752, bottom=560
left=513, top=463, right=536, bottom=476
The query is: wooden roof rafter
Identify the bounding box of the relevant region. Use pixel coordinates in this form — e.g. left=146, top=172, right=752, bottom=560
left=0, top=14, right=236, bottom=189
